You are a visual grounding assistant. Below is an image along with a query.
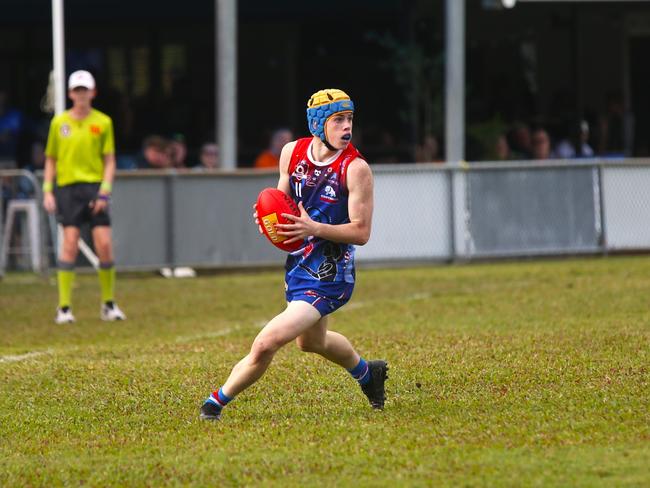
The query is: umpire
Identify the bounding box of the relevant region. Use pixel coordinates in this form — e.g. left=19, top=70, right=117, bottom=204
left=42, top=70, right=126, bottom=324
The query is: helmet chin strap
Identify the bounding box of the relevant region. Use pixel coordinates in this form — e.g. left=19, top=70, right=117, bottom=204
left=323, top=138, right=337, bottom=152
left=322, top=124, right=338, bottom=151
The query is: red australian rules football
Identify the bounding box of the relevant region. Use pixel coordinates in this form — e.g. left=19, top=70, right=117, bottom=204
left=256, top=188, right=303, bottom=252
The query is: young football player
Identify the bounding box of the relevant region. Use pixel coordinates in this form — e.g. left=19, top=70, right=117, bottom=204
left=201, top=88, right=387, bottom=420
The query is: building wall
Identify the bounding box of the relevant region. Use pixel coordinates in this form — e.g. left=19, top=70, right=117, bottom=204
left=1, top=1, right=649, bottom=165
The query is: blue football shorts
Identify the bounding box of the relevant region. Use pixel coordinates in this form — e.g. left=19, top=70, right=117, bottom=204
left=285, top=276, right=354, bottom=316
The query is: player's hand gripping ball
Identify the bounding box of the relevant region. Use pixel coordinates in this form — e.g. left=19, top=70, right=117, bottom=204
left=256, top=188, right=303, bottom=252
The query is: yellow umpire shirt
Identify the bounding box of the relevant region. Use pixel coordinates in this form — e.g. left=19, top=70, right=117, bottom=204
left=45, top=109, right=115, bottom=187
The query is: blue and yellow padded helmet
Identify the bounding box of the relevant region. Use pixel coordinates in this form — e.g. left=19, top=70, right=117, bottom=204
left=306, top=88, right=354, bottom=143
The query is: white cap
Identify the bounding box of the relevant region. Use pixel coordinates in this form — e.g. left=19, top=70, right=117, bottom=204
left=68, top=70, right=95, bottom=90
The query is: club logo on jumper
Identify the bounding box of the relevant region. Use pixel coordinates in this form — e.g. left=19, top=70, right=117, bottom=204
left=307, top=167, right=322, bottom=188
left=90, top=125, right=101, bottom=135
left=60, top=124, right=71, bottom=137
left=291, top=160, right=309, bottom=197
left=320, top=185, right=338, bottom=203
left=291, top=160, right=308, bottom=183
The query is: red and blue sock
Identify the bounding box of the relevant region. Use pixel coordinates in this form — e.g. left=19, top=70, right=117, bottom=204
left=348, top=358, right=370, bottom=386
left=206, top=387, right=233, bottom=410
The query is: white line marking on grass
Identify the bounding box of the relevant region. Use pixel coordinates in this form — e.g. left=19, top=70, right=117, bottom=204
left=0, top=350, right=50, bottom=364
left=175, top=327, right=238, bottom=343
left=175, top=320, right=267, bottom=343
left=175, top=292, right=433, bottom=341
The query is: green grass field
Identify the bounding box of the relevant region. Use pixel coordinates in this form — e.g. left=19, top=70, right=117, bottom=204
left=1, top=256, right=649, bottom=487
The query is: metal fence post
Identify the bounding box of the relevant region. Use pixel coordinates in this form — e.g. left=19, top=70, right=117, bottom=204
left=165, top=172, right=177, bottom=268
left=448, top=167, right=456, bottom=262
left=597, top=163, right=609, bottom=256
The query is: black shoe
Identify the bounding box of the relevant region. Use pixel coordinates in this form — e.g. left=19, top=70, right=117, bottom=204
left=361, top=360, right=389, bottom=409
left=200, top=400, right=222, bottom=421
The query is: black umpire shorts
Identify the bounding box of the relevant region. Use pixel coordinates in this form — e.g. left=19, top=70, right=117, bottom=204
left=55, top=183, right=111, bottom=228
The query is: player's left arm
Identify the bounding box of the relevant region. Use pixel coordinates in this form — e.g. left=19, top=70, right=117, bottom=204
left=279, top=157, right=374, bottom=246
left=92, top=153, right=115, bottom=214
left=92, top=117, right=116, bottom=214
left=101, top=153, right=116, bottom=192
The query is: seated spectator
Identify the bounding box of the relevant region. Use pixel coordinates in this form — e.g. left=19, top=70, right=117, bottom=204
left=374, top=130, right=400, bottom=164
left=598, top=92, right=627, bottom=157
left=493, top=133, right=512, bottom=161
left=196, top=142, right=219, bottom=170
left=169, top=133, right=188, bottom=168
left=415, top=134, right=443, bottom=163
left=140, top=135, right=172, bottom=169
left=16, top=140, right=45, bottom=197
left=555, top=119, right=594, bottom=159
left=254, top=128, right=293, bottom=169
left=531, top=128, right=552, bottom=160
left=507, top=122, right=532, bottom=159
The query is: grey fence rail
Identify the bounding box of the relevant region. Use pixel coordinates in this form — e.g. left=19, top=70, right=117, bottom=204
left=1, top=160, right=649, bottom=273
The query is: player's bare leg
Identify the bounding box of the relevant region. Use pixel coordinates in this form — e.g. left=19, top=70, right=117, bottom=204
left=92, top=226, right=113, bottom=262
left=222, top=300, right=321, bottom=396
left=60, top=226, right=81, bottom=263
left=201, top=301, right=321, bottom=420
left=202, top=300, right=388, bottom=420
left=295, top=316, right=388, bottom=410
left=295, top=316, right=360, bottom=369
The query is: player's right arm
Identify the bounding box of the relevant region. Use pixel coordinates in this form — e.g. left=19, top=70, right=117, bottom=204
left=254, top=140, right=297, bottom=234
left=276, top=140, right=297, bottom=195
left=42, top=155, right=57, bottom=214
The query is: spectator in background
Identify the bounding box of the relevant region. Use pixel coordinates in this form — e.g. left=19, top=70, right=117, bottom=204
left=493, top=133, right=512, bottom=161
left=598, top=92, right=626, bottom=157
left=0, top=89, right=24, bottom=163
left=196, top=142, right=219, bottom=170
left=415, top=134, right=443, bottom=163
left=530, top=128, right=552, bottom=160
left=15, top=140, right=46, bottom=198
left=254, top=128, right=293, bottom=169
left=169, top=133, right=188, bottom=168
left=508, top=122, right=532, bottom=159
left=555, top=119, right=594, bottom=159
left=373, top=130, right=400, bottom=164
left=140, top=135, right=172, bottom=169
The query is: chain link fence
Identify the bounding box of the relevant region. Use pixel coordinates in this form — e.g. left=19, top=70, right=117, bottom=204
left=464, top=162, right=602, bottom=257
left=1, top=160, right=650, bottom=274
left=600, top=162, right=650, bottom=250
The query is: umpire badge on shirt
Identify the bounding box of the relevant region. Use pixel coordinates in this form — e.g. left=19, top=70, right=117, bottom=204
left=60, top=124, right=71, bottom=137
